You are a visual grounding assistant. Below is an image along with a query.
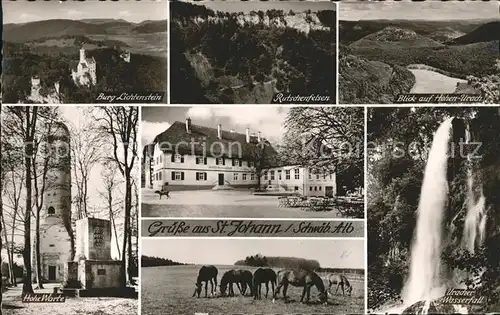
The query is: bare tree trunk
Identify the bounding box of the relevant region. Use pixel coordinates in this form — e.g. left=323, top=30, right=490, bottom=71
left=122, top=173, right=132, bottom=287
left=23, top=108, right=36, bottom=294
left=35, top=214, right=43, bottom=288
left=1, top=216, right=15, bottom=286
left=134, top=180, right=139, bottom=278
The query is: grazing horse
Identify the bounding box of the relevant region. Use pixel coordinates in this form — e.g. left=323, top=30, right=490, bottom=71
left=253, top=268, right=277, bottom=300
left=192, top=265, right=218, bottom=298
left=220, top=269, right=253, bottom=297
left=327, top=274, right=352, bottom=296
left=238, top=270, right=254, bottom=296
left=274, top=269, right=328, bottom=304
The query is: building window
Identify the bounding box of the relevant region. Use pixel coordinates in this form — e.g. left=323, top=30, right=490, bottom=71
left=323, top=174, right=326, bottom=180
left=49, top=244, right=55, bottom=247
left=173, top=154, right=183, bottom=163
left=238, top=160, right=242, bottom=167
left=316, top=174, right=320, bottom=180
left=160, top=155, right=163, bottom=163
left=295, top=169, right=299, bottom=179
left=242, top=174, right=247, bottom=180
left=196, top=172, right=207, bottom=181
left=248, top=161, right=254, bottom=167
left=233, top=173, right=238, bottom=181
left=48, top=206, right=55, bottom=215
left=232, top=159, right=236, bottom=166
left=309, top=172, right=312, bottom=180
left=330, top=174, right=333, bottom=180
left=285, top=170, right=290, bottom=180
left=172, top=171, right=184, bottom=181
left=294, top=186, right=299, bottom=191
left=251, top=173, right=255, bottom=181
left=319, top=186, right=322, bottom=190
left=278, top=170, right=282, bottom=180
left=314, top=186, right=317, bottom=191
left=196, top=156, right=206, bottom=165
left=264, top=172, right=268, bottom=180
left=159, top=172, right=162, bottom=181
left=216, top=158, right=225, bottom=165
left=309, top=187, right=312, bottom=191
left=270, top=171, right=275, bottom=180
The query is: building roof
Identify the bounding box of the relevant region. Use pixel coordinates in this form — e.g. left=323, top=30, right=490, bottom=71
left=148, top=121, right=279, bottom=164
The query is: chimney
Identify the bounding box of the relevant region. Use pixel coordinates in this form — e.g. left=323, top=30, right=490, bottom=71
left=217, top=124, right=222, bottom=139
left=257, top=131, right=261, bottom=142
left=246, top=128, right=250, bottom=143
left=185, top=117, right=192, bottom=133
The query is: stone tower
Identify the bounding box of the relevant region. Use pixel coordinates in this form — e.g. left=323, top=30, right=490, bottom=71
left=37, top=122, right=73, bottom=282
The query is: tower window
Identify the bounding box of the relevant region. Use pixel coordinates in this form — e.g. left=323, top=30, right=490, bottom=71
left=48, top=207, right=55, bottom=215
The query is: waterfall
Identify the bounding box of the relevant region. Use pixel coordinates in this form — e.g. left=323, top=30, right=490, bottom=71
left=463, top=125, right=487, bottom=253
left=402, top=118, right=454, bottom=306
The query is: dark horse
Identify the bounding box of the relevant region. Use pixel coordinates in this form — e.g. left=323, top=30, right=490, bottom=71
left=253, top=268, right=277, bottom=300
left=327, top=274, right=353, bottom=296
left=192, top=265, right=218, bottom=298
left=274, top=269, right=328, bottom=304
left=220, top=269, right=253, bottom=297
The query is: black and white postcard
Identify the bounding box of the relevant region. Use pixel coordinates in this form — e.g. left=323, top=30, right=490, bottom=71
left=1, top=106, right=139, bottom=314
left=141, top=106, right=364, bottom=218
left=368, top=107, right=500, bottom=314
left=339, top=1, right=500, bottom=104
left=170, top=0, right=337, bottom=104
left=141, top=238, right=364, bottom=314
left=2, top=1, right=168, bottom=104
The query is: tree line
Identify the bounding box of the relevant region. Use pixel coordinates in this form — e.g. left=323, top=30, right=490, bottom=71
left=141, top=256, right=187, bottom=267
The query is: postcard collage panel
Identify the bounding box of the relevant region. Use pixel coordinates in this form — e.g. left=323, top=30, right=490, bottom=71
left=1, top=1, right=499, bottom=315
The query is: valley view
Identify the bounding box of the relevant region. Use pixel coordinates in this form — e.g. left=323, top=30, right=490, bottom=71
left=339, top=2, right=500, bottom=104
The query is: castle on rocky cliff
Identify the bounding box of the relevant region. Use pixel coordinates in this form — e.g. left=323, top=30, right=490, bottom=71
left=71, top=48, right=97, bottom=86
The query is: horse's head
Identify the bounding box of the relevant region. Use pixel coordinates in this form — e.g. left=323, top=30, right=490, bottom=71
left=193, top=282, right=202, bottom=296
left=318, top=289, right=328, bottom=304
left=219, top=284, right=227, bottom=296
left=347, top=284, right=353, bottom=296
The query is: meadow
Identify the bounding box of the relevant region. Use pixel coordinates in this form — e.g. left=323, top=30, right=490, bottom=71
left=141, top=265, right=364, bottom=315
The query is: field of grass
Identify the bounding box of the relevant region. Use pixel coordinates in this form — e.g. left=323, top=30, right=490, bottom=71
left=142, top=265, right=364, bottom=315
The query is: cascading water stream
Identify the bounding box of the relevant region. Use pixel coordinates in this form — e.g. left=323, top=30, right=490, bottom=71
left=462, top=125, right=487, bottom=253
left=401, top=118, right=454, bottom=306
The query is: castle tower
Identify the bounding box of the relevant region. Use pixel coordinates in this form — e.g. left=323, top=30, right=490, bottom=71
left=79, top=48, right=85, bottom=63
left=38, top=122, right=73, bottom=282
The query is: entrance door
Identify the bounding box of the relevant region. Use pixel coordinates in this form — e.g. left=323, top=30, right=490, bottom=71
left=218, top=173, right=224, bottom=185
left=48, top=266, right=56, bottom=281
left=325, top=186, right=333, bottom=198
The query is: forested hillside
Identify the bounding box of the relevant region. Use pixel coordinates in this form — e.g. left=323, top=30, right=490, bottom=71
left=170, top=1, right=336, bottom=104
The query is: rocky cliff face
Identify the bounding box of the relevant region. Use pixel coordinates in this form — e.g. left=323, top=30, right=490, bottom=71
left=192, top=12, right=330, bottom=34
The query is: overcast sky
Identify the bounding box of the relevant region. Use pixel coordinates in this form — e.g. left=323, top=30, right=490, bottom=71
left=198, top=0, right=336, bottom=14
left=3, top=0, right=168, bottom=24
left=142, top=238, right=364, bottom=269
left=340, top=0, right=499, bottom=21
left=141, top=106, right=289, bottom=147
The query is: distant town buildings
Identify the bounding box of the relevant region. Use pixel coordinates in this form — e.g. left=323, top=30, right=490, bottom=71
left=71, top=48, right=97, bottom=86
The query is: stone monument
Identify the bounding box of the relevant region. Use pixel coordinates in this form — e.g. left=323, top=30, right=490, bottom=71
left=63, top=217, right=123, bottom=296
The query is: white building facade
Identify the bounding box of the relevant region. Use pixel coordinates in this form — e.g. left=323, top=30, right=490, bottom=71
left=144, top=119, right=336, bottom=197
left=71, top=48, right=97, bottom=86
